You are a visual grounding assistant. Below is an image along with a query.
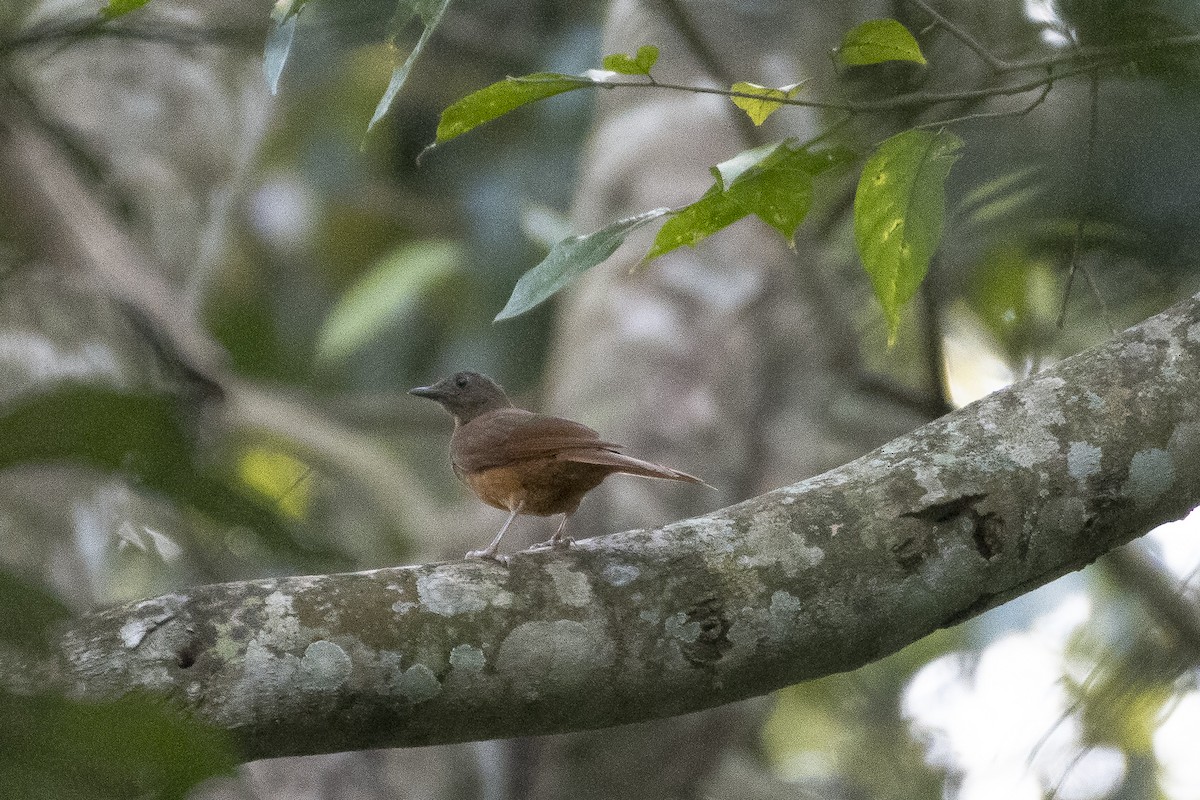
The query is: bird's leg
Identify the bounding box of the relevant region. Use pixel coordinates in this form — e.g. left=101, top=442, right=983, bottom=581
left=466, top=502, right=522, bottom=562
left=530, top=513, right=575, bottom=551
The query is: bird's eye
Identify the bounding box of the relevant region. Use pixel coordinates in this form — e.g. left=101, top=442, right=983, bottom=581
left=455, top=375, right=469, bottom=388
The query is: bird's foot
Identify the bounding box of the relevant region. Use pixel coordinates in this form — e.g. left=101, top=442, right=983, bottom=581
left=529, top=535, right=574, bottom=552
left=465, top=548, right=509, bottom=565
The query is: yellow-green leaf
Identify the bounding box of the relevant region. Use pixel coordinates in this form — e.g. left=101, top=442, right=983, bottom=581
left=837, top=19, right=927, bottom=67
left=602, top=45, right=659, bottom=75
left=729, top=81, right=805, bottom=126
left=854, top=129, right=963, bottom=345
left=436, top=73, right=593, bottom=143
left=647, top=190, right=744, bottom=260
left=238, top=446, right=313, bottom=520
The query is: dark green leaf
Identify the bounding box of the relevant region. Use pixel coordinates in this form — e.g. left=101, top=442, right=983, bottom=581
left=0, top=692, right=236, bottom=800
left=602, top=44, right=659, bottom=75
left=495, top=208, right=671, bottom=321
left=0, top=571, right=69, bottom=653
left=368, top=0, right=453, bottom=130
left=100, top=0, right=152, bottom=19
left=854, top=129, right=963, bottom=345
left=837, top=19, right=927, bottom=67
left=436, top=73, right=593, bottom=143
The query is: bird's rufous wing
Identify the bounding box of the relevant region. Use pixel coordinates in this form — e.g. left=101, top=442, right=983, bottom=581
left=452, top=409, right=622, bottom=473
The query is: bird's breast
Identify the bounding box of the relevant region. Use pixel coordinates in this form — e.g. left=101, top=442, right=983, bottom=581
left=463, top=459, right=615, bottom=516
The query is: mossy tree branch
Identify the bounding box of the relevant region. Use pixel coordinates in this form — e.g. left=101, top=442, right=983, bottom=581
left=16, top=292, right=1200, bottom=762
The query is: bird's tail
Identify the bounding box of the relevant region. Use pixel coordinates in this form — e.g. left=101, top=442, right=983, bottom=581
left=560, top=449, right=715, bottom=489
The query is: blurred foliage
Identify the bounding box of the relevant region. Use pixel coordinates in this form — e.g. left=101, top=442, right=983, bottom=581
left=315, top=239, right=464, bottom=364
left=0, top=386, right=327, bottom=568
left=1, top=0, right=1200, bottom=797
left=0, top=568, right=69, bottom=653
left=764, top=627, right=961, bottom=798
left=208, top=0, right=604, bottom=394
left=236, top=444, right=314, bottom=520
left=1058, top=0, right=1200, bottom=79
left=0, top=566, right=236, bottom=798
left=0, top=691, right=237, bottom=800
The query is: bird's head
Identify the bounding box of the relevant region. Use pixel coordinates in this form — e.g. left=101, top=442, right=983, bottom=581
left=409, top=371, right=513, bottom=424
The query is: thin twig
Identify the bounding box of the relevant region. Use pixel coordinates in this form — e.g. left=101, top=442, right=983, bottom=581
left=1057, top=70, right=1111, bottom=330
left=912, top=75, right=1054, bottom=130
left=906, top=1, right=1200, bottom=75
left=522, top=60, right=1113, bottom=115
left=1004, top=31, right=1200, bottom=73
left=905, top=0, right=1011, bottom=70
left=1058, top=216, right=1087, bottom=328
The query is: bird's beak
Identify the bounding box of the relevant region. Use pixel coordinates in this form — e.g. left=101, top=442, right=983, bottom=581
left=408, top=384, right=443, bottom=400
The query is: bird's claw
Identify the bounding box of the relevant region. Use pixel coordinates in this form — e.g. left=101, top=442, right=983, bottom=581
left=465, top=548, right=509, bottom=566
left=529, top=536, right=574, bottom=552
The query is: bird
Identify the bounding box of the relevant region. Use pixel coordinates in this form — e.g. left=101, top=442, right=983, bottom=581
left=409, top=371, right=708, bottom=561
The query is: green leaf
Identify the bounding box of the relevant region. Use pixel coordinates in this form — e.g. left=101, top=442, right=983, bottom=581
left=854, top=129, right=963, bottom=345
left=729, top=81, right=805, bottom=126
left=0, top=571, right=69, bottom=653
left=648, top=191, right=744, bottom=260
left=495, top=208, right=671, bottom=321
left=99, top=0, right=152, bottom=19
left=602, top=44, right=659, bottom=75
left=837, top=19, right=927, bottom=67
left=263, top=0, right=310, bottom=94
left=710, top=139, right=786, bottom=187
left=0, top=692, right=236, bottom=800
left=316, top=240, right=462, bottom=363
left=368, top=0, right=453, bottom=131
left=731, top=151, right=818, bottom=240
left=648, top=141, right=851, bottom=259
left=436, top=73, right=593, bottom=143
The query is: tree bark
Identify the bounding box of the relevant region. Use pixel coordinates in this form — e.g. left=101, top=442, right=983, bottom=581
left=16, top=289, right=1200, bottom=762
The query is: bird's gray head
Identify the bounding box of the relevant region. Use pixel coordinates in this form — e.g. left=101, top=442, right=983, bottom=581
left=409, top=371, right=513, bottom=424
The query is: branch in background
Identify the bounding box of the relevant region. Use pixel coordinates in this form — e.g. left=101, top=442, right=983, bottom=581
left=0, top=16, right=260, bottom=56
left=17, top=290, right=1200, bottom=762
left=1103, top=546, right=1200, bottom=661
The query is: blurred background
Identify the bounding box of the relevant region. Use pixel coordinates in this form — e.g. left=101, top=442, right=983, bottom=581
left=2, top=0, right=1200, bottom=797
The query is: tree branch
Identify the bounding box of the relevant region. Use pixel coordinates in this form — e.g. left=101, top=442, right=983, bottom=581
left=16, top=292, right=1200, bottom=761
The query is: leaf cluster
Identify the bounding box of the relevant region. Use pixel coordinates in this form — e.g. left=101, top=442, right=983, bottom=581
left=428, top=19, right=949, bottom=340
